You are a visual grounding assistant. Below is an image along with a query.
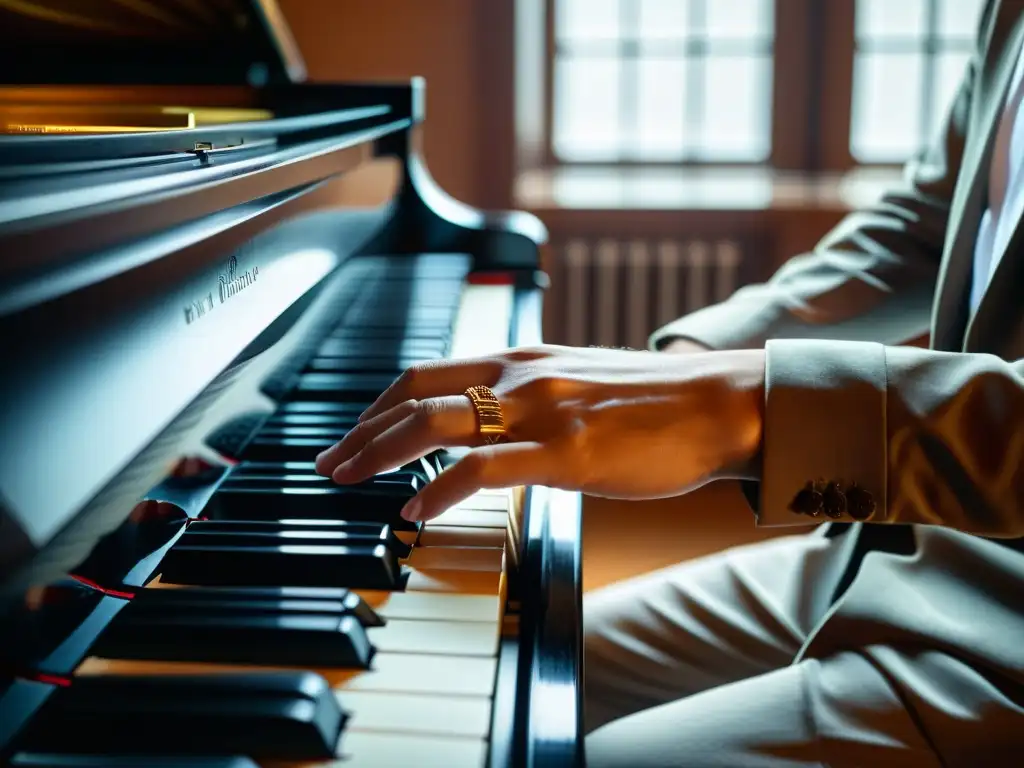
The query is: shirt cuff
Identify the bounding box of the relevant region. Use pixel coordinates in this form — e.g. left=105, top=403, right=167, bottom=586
left=755, top=338, right=888, bottom=527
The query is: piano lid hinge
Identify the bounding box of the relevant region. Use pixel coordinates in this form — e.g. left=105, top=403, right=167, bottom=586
left=191, top=142, right=213, bottom=164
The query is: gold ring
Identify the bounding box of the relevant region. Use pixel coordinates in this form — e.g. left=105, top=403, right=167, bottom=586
left=465, top=385, right=507, bottom=444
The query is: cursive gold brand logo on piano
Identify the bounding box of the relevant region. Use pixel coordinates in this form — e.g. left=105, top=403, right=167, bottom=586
left=183, top=251, right=260, bottom=325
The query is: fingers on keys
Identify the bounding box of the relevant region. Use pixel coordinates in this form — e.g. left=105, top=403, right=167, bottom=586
left=357, top=358, right=500, bottom=424
left=315, top=396, right=477, bottom=481
left=401, top=442, right=550, bottom=522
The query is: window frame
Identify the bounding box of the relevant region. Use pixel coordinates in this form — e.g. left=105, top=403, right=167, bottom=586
left=535, top=0, right=974, bottom=174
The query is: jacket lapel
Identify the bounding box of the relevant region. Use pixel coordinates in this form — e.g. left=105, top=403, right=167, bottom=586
left=931, top=2, right=1024, bottom=350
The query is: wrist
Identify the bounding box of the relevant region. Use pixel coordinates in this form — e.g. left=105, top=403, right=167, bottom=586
left=717, top=348, right=765, bottom=482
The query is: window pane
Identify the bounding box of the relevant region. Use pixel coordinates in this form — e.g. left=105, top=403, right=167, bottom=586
left=553, top=57, right=622, bottom=160
left=638, top=0, right=691, bottom=41
left=556, top=0, right=620, bottom=41
left=699, top=54, right=772, bottom=160
left=851, top=52, right=925, bottom=162
left=633, top=58, right=688, bottom=159
left=855, top=0, right=927, bottom=40
left=703, top=0, right=774, bottom=40
left=936, top=0, right=985, bottom=40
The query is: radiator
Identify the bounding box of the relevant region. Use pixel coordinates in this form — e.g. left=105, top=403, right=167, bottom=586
left=545, top=238, right=746, bottom=349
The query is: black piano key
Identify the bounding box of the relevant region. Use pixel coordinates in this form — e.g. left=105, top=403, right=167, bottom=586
left=240, top=436, right=340, bottom=462
left=257, top=426, right=353, bottom=440
left=290, top=372, right=402, bottom=401
left=323, top=328, right=449, bottom=345
left=130, top=584, right=384, bottom=626
left=220, top=468, right=340, bottom=488
left=264, top=413, right=359, bottom=427
left=11, top=756, right=257, bottom=768
left=158, top=541, right=402, bottom=590
left=179, top=519, right=411, bottom=557
left=349, top=288, right=461, bottom=305
left=278, top=401, right=370, bottom=416
left=260, top=371, right=301, bottom=401
left=93, top=605, right=374, bottom=669
left=228, top=460, right=429, bottom=479
left=317, top=337, right=446, bottom=357
left=256, top=426, right=350, bottom=438
left=223, top=462, right=426, bottom=488
left=226, top=463, right=421, bottom=484
left=203, top=412, right=268, bottom=459
left=14, top=673, right=344, bottom=760
left=207, top=486, right=420, bottom=531
left=241, top=434, right=446, bottom=464
left=338, top=306, right=455, bottom=322
left=306, top=355, right=431, bottom=373
left=366, top=255, right=471, bottom=280
left=225, top=460, right=427, bottom=487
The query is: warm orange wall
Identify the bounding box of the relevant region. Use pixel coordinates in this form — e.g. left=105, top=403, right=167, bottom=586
left=278, top=0, right=495, bottom=208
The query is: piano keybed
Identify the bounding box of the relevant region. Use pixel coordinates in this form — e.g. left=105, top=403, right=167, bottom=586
left=4, top=255, right=526, bottom=767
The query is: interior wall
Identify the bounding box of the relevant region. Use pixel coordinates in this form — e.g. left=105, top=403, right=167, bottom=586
left=278, top=0, right=513, bottom=210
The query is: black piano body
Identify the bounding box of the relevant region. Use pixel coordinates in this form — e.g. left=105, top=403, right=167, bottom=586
left=0, top=3, right=583, bottom=766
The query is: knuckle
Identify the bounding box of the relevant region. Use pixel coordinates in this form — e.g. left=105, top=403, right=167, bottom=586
left=352, top=436, right=380, bottom=467
left=516, top=374, right=565, bottom=399
left=549, top=417, right=592, bottom=485
left=396, top=365, right=421, bottom=389
left=396, top=398, right=420, bottom=418
left=345, top=420, right=371, bottom=445
left=411, top=397, right=447, bottom=431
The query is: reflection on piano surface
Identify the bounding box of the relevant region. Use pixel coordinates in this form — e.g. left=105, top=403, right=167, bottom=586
left=0, top=3, right=583, bottom=766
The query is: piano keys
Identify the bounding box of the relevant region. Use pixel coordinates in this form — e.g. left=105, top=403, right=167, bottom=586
left=0, top=4, right=582, bottom=762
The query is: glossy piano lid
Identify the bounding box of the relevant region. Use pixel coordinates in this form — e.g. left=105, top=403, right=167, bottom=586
left=0, top=0, right=305, bottom=86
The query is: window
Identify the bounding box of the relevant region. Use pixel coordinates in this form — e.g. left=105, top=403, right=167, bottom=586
left=551, top=0, right=774, bottom=163
left=532, top=0, right=987, bottom=171
left=851, top=0, right=984, bottom=163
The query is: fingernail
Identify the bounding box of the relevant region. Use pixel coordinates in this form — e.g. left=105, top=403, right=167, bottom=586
left=401, top=498, right=421, bottom=522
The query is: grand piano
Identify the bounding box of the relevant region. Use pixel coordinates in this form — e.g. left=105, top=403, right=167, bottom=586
left=0, top=2, right=583, bottom=766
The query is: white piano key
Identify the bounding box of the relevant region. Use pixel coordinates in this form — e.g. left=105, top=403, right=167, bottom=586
left=329, top=652, right=497, bottom=697
left=368, top=618, right=499, bottom=656
left=406, top=546, right=504, bottom=573
left=337, top=730, right=486, bottom=767
left=417, top=525, right=506, bottom=548
left=453, top=493, right=512, bottom=512
left=428, top=508, right=508, bottom=528
left=339, top=690, right=493, bottom=738
left=78, top=652, right=497, bottom=698
left=354, top=590, right=501, bottom=622
left=403, top=568, right=501, bottom=595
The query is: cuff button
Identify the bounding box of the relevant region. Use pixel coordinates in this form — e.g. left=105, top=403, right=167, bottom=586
left=846, top=484, right=876, bottom=521
left=822, top=482, right=847, bottom=519
left=789, top=483, right=824, bottom=517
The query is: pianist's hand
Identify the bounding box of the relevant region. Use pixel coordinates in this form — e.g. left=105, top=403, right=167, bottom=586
left=315, top=345, right=765, bottom=522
